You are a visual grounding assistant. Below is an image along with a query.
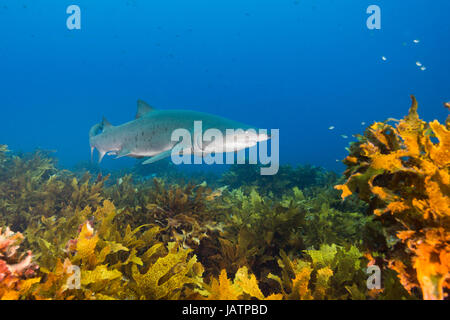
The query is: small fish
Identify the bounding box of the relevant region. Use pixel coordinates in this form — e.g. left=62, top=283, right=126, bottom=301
left=421, top=66, right=427, bottom=71
left=413, top=39, right=420, bottom=44
left=328, top=126, right=335, bottom=130
left=416, top=61, right=422, bottom=67
left=381, top=56, right=387, bottom=61
left=361, top=121, right=366, bottom=126
left=341, top=135, right=348, bottom=139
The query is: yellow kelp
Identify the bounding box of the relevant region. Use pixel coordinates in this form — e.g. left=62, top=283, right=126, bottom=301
left=335, top=96, right=450, bottom=300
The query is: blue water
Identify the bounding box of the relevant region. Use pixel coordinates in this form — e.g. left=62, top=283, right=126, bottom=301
left=1, top=0, right=449, bottom=172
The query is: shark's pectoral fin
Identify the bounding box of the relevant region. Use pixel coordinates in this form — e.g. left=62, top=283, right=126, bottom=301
left=98, top=150, right=106, bottom=164
left=142, top=149, right=172, bottom=165
left=115, top=148, right=131, bottom=159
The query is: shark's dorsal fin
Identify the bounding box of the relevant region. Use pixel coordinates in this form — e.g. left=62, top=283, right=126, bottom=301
left=102, top=117, right=113, bottom=131
left=136, top=100, right=155, bottom=119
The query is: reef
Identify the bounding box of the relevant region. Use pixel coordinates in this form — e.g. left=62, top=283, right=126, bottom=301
left=0, top=97, right=448, bottom=300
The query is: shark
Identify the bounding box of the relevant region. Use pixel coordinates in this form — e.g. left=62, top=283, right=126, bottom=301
left=89, top=100, right=271, bottom=165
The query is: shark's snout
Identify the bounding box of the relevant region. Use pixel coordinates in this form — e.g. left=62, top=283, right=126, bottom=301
left=89, top=123, right=103, bottom=138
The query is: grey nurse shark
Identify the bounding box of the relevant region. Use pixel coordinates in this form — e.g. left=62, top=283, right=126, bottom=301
left=89, top=100, right=270, bottom=165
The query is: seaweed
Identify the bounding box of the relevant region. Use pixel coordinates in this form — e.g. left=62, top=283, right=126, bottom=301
left=0, top=116, right=439, bottom=300
left=202, top=267, right=282, bottom=300
left=210, top=184, right=370, bottom=286
left=104, top=177, right=226, bottom=251
left=268, top=244, right=407, bottom=300
left=0, top=227, right=40, bottom=299
left=31, top=200, right=206, bottom=300
left=0, top=147, right=106, bottom=232
left=335, top=96, right=450, bottom=299
left=221, top=163, right=334, bottom=196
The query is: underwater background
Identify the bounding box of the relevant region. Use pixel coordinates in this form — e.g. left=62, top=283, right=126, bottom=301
left=0, top=0, right=449, bottom=300
left=1, top=0, right=449, bottom=171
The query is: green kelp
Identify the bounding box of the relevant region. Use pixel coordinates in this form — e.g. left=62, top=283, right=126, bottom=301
left=207, top=185, right=370, bottom=283
left=221, top=163, right=336, bottom=196
left=32, top=200, right=206, bottom=300
left=269, top=244, right=411, bottom=300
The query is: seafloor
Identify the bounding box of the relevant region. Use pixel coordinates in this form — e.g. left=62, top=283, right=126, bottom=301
left=0, top=97, right=448, bottom=300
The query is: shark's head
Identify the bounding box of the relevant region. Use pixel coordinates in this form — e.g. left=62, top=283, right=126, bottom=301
left=227, top=127, right=270, bottom=151
left=89, top=122, right=103, bottom=140
left=89, top=118, right=121, bottom=162
left=200, top=126, right=270, bottom=154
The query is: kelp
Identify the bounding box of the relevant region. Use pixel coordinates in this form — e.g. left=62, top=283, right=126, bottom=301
left=130, top=158, right=221, bottom=187
left=268, top=244, right=364, bottom=300
left=0, top=119, right=437, bottom=300
left=130, top=242, right=205, bottom=299
left=32, top=200, right=206, bottom=299
left=268, top=244, right=410, bottom=300
left=104, top=177, right=226, bottom=251
left=202, top=266, right=282, bottom=300
left=335, top=96, right=450, bottom=300
left=0, top=148, right=106, bottom=232
left=208, top=185, right=371, bottom=286
left=0, top=149, right=57, bottom=230
left=203, top=244, right=406, bottom=300
left=221, top=163, right=335, bottom=196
